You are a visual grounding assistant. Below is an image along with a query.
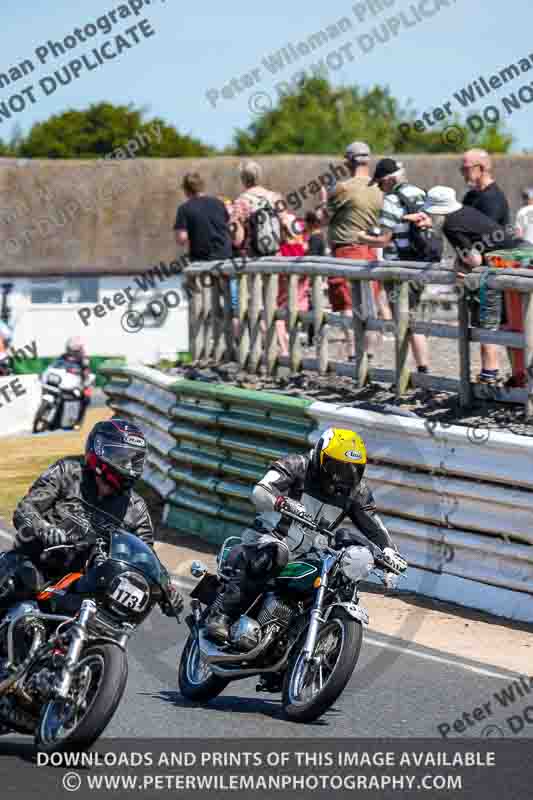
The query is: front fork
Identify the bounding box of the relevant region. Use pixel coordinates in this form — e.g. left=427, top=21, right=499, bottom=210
left=301, top=554, right=337, bottom=662
left=54, top=599, right=97, bottom=701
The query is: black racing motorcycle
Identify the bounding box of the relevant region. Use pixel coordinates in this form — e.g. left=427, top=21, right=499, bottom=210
left=0, top=527, right=179, bottom=752
left=178, top=502, right=407, bottom=723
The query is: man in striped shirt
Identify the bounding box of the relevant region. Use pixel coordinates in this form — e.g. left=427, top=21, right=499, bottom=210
left=358, top=158, right=430, bottom=375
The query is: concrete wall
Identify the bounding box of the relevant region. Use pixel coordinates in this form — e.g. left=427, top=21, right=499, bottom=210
left=1, top=155, right=533, bottom=277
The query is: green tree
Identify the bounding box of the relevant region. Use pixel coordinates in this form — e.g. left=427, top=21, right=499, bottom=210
left=231, top=78, right=513, bottom=155
left=17, top=102, right=213, bottom=158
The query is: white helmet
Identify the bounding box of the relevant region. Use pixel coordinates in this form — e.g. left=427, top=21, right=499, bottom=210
left=66, top=336, right=84, bottom=355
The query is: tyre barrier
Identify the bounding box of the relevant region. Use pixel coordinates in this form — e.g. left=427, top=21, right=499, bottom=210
left=100, top=362, right=533, bottom=623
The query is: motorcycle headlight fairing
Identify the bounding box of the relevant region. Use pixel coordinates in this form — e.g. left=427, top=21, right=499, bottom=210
left=341, top=546, right=374, bottom=582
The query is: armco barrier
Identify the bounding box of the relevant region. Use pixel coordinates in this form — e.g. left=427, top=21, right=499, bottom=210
left=100, top=362, right=533, bottom=623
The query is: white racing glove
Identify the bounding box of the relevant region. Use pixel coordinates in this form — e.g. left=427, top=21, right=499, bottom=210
left=382, top=547, right=408, bottom=575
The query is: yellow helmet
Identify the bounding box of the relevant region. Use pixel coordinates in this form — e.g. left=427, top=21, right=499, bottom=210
left=312, top=428, right=367, bottom=496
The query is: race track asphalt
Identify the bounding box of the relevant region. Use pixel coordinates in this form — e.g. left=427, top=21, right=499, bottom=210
left=0, top=528, right=527, bottom=749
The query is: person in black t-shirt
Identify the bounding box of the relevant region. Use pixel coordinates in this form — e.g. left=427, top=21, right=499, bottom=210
left=411, top=186, right=524, bottom=385
left=461, top=149, right=510, bottom=226
left=174, top=173, right=233, bottom=262
left=461, top=149, right=513, bottom=359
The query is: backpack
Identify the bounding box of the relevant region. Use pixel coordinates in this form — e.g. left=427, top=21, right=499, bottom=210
left=243, top=191, right=282, bottom=256
left=394, top=186, right=444, bottom=263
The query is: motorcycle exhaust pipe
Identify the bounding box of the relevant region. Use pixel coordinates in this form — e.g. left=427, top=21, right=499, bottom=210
left=0, top=623, right=45, bottom=695
left=199, top=628, right=276, bottom=665
left=209, top=649, right=290, bottom=679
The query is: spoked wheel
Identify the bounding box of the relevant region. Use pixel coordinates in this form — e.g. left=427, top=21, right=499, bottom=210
left=282, top=609, right=362, bottom=723
left=35, top=643, right=128, bottom=753
left=178, top=634, right=229, bottom=702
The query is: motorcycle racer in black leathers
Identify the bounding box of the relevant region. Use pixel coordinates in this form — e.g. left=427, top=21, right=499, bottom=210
left=206, top=427, right=407, bottom=645
left=4, top=417, right=182, bottom=617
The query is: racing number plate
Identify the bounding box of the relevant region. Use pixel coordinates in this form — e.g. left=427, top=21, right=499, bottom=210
left=111, top=578, right=147, bottom=611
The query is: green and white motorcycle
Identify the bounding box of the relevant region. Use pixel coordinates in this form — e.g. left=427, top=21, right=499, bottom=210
left=178, top=502, right=407, bottom=723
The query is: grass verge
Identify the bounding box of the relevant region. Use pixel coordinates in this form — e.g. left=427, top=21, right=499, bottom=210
left=0, top=407, right=111, bottom=524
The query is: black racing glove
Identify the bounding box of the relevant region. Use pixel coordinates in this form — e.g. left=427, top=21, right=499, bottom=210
left=161, top=581, right=184, bottom=618
left=40, top=526, right=69, bottom=547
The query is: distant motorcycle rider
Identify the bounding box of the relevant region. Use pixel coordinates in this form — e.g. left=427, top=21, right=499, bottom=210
left=60, top=336, right=92, bottom=430
left=5, top=418, right=183, bottom=617
left=206, top=427, right=406, bottom=644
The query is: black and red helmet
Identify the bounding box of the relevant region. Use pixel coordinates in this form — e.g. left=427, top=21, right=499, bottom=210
left=85, top=418, right=146, bottom=491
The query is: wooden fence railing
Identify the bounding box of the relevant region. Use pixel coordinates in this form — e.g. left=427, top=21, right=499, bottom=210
left=183, top=256, right=533, bottom=416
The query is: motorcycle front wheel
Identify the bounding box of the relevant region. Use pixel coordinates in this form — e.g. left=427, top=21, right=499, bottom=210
left=33, top=400, right=53, bottom=433
left=178, top=634, right=229, bottom=702
left=282, top=608, right=362, bottom=723
left=35, top=642, right=128, bottom=753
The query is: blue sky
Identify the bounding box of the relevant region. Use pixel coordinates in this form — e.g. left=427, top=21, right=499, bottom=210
left=2, top=0, right=533, bottom=152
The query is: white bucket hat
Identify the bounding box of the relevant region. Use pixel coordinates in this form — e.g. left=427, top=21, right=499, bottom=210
left=423, top=186, right=462, bottom=215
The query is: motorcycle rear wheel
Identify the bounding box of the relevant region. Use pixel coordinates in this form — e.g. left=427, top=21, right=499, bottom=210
left=282, top=608, right=362, bottom=723
left=178, top=634, right=229, bottom=702
left=35, top=642, right=128, bottom=753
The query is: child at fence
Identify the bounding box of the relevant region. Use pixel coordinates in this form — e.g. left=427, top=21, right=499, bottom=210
left=276, top=216, right=310, bottom=356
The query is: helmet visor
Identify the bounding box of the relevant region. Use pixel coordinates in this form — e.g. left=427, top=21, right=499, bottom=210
left=321, top=454, right=361, bottom=490
left=99, top=443, right=145, bottom=477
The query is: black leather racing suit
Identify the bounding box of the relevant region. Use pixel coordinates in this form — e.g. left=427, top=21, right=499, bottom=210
left=9, top=456, right=154, bottom=596
left=220, top=453, right=395, bottom=619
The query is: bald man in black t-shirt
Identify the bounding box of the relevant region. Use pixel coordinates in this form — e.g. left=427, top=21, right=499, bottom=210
left=461, top=149, right=510, bottom=227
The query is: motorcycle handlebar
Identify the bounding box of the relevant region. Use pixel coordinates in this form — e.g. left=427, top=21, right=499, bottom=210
left=278, top=507, right=405, bottom=573
left=40, top=533, right=101, bottom=563
left=40, top=541, right=84, bottom=565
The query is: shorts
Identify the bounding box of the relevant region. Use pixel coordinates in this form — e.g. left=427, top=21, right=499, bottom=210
left=328, top=278, right=352, bottom=311
left=329, top=244, right=378, bottom=312
left=469, top=287, right=502, bottom=331
left=385, top=280, right=424, bottom=313
left=277, top=276, right=310, bottom=310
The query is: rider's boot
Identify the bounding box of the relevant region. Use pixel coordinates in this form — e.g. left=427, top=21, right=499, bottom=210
left=205, top=565, right=247, bottom=645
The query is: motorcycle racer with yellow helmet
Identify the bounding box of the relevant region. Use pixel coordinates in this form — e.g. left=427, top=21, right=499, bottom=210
left=206, top=427, right=407, bottom=645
